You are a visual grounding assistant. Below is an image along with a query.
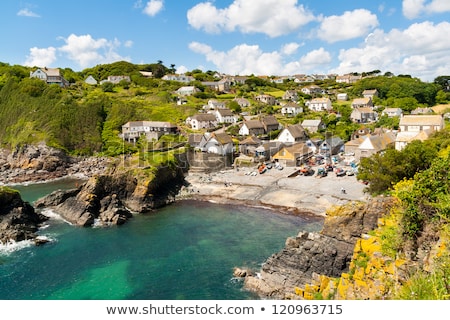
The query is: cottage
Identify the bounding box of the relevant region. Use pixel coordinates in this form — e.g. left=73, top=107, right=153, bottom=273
left=201, top=79, right=231, bottom=92
left=239, top=136, right=262, bottom=156
left=121, top=121, right=179, bottom=143
left=301, top=119, right=326, bottom=133
left=198, top=132, right=234, bottom=155
left=186, top=114, right=218, bottom=130
left=212, top=108, right=236, bottom=124
left=273, top=143, right=312, bottom=167
left=176, top=86, right=201, bottom=96
left=254, top=141, right=285, bottom=161
left=301, top=85, right=323, bottom=95
left=351, top=97, right=373, bottom=109
left=282, top=90, right=299, bottom=102
left=350, top=107, right=378, bottom=123
left=204, top=99, right=227, bottom=110
left=84, top=75, right=98, bottom=85
left=162, top=74, right=195, bottom=83
left=306, top=98, right=332, bottom=112
left=255, top=94, right=276, bottom=105
left=382, top=108, right=403, bottom=118
left=362, top=89, right=378, bottom=99
left=261, top=115, right=280, bottom=133
left=319, top=136, right=344, bottom=156
left=399, top=115, right=445, bottom=132
left=336, top=93, right=348, bottom=101
left=358, top=132, right=396, bottom=159
left=411, top=107, right=434, bottom=115
left=102, top=75, right=131, bottom=84
left=233, top=97, right=251, bottom=108
left=281, top=102, right=303, bottom=117
left=188, top=133, right=204, bottom=149
left=276, top=124, right=308, bottom=144
left=30, top=67, right=69, bottom=87
left=239, top=120, right=265, bottom=136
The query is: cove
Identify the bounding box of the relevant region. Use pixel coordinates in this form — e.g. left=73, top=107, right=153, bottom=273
left=0, top=179, right=323, bottom=300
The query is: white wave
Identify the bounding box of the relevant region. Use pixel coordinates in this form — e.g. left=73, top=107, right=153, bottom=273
left=0, top=239, right=34, bottom=255
left=40, top=208, right=73, bottom=225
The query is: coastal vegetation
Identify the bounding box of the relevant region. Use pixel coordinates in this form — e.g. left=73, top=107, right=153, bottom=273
left=1, top=60, right=450, bottom=299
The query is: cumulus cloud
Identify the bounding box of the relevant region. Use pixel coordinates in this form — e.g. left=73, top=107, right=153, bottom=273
left=143, top=0, right=164, bottom=17
left=281, top=43, right=301, bottom=56
left=24, top=47, right=57, bottom=67
left=187, top=0, right=315, bottom=37
left=17, top=8, right=40, bottom=18
left=58, top=34, right=130, bottom=68
left=403, top=0, right=450, bottom=19
left=317, top=9, right=379, bottom=43
left=331, top=21, right=450, bottom=81
left=189, top=41, right=332, bottom=76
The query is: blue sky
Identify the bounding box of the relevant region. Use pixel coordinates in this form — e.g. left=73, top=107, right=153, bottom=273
left=2, top=0, right=450, bottom=81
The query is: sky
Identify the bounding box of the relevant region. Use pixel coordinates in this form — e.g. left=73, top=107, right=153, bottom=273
left=2, top=0, right=450, bottom=81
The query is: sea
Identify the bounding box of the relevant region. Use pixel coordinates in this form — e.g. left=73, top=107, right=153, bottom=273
left=0, top=178, right=324, bottom=300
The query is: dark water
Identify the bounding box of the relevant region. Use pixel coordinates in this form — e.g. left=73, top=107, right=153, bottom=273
left=0, top=178, right=323, bottom=300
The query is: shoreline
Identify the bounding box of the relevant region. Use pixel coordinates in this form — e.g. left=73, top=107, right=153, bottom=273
left=178, top=166, right=370, bottom=217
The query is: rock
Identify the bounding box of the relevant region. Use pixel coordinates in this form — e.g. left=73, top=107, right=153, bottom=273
left=0, top=187, right=48, bottom=245
left=35, top=165, right=185, bottom=227
left=242, top=196, right=395, bottom=299
left=234, top=267, right=252, bottom=278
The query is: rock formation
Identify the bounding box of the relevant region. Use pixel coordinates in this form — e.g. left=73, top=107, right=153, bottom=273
left=0, top=187, right=48, bottom=244
left=0, top=144, right=109, bottom=184
left=35, top=165, right=186, bottom=227
left=242, top=196, right=395, bottom=299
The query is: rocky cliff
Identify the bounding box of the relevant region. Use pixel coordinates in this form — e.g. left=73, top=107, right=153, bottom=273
left=0, top=186, right=48, bottom=244
left=0, top=144, right=109, bottom=184
left=241, top=196, right=395, bottom=299
left=35, top=165, right=186, bottom=227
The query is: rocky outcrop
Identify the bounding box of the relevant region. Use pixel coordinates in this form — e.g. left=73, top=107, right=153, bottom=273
left=242, top=196, right=395, bottom=299
left=35, top=166, right=186, bottom=227
left=0, top=187, right=48, bottom=244
left=0, top=144, right=109, bottom=184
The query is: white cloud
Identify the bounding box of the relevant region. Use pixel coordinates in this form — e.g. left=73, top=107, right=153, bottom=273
left=189, top=41, right=332, bottom=76
left=281, top=43, right=301, bottom=56
left=176, top=65, right=189, bottom=74
left=331, top=21, right=450, bottom=81
left=58, top=34, right=130, bottom=68
left=317, top=9, right=379, bottom=43
left=402, top=0, right=450, bottom=19
left=187, top=0, right=315, bottom=37
left=143, top=0, right=164, bottom=17
left=17, top=8, right=40, bottom=18
left=24, top=47, right=56, bottom=67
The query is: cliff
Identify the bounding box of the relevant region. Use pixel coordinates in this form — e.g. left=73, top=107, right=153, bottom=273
left=0, top=186, right=48, bottom=244
left=35, top=164, right=185, bottom=227
left=241, top=197, right=395, bottom=299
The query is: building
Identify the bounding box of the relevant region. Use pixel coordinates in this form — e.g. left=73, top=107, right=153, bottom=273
left=276, top=124, right=308, bottom=144
left=350, top=107, right=378, bottom=123
left=239, top=120, right=265, bottom=136
left=306, top=98, right=332, bottom=112
left=121, top=121, right=179, bottom=143
left=162, top=74, right=195, bottom=83
left=382, top=108, right=403, bottom=118
left=198, top=132, right=234, bottom=155
left=176, top=86, right=201, bottom=96
left=211, top=108, right=236, bottom=124
left=84, top=75, right=98, bottom=85
left=351, top=97, right=373, bottom=109
left=281, top=102, right=303, bottom=117
left=301, top=119, right=326, bottom=133
left=186, top=114, right=217, bottom=130
left=255, top=94, right=276, bottom=105
left=273, top=142, right=312, bottom=167
left=395, top=115, right=445, bottom=150
left=30, top=67, right=69, bottom=87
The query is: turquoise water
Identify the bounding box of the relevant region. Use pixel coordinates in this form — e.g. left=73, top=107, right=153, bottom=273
left=0, top=179, right=323, bottom=300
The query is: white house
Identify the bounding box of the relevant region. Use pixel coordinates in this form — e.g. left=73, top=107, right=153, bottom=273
left=276, top=124, right=308, bottom=144
left=351, top=97, right=373, bottom=109
left=301, top=85, right=323, bottom=95
left=255, top=94, right=276, bottom=105
left=203, top=99, right=227, bottom=110
left=382, top=108, right=403, bottom=118
left=395, top=115, right=445, bottom=150
left=306, top=98, right=332, bottom=112
left=85, top=75, right=98, bottom=85
left=350, top=107, right=378, bottom=123
left=233, top=97, right=251, bottom=108
left=239, top=120, right=265, bottom=136
left=186, top=114, right=217, bottom=130
left=198, top=132, right=234, bottom=155
left=30, top=67, right=69, bottom=87
left=301, top=119, right=326, bottom=133
left=176, top=86, right=200, bottom=96
left=162, top=74, right=195, bottom=83
left=281, top=102, right=303, bottom=117
left=121, top=121, right=179, bottom=143
left=211, top=108, right=236, bottom=124
left=337, top=93, right=348, bottom=101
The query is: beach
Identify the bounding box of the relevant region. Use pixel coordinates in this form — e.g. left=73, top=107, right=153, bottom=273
left=180, top=165, right=370, bottom=216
